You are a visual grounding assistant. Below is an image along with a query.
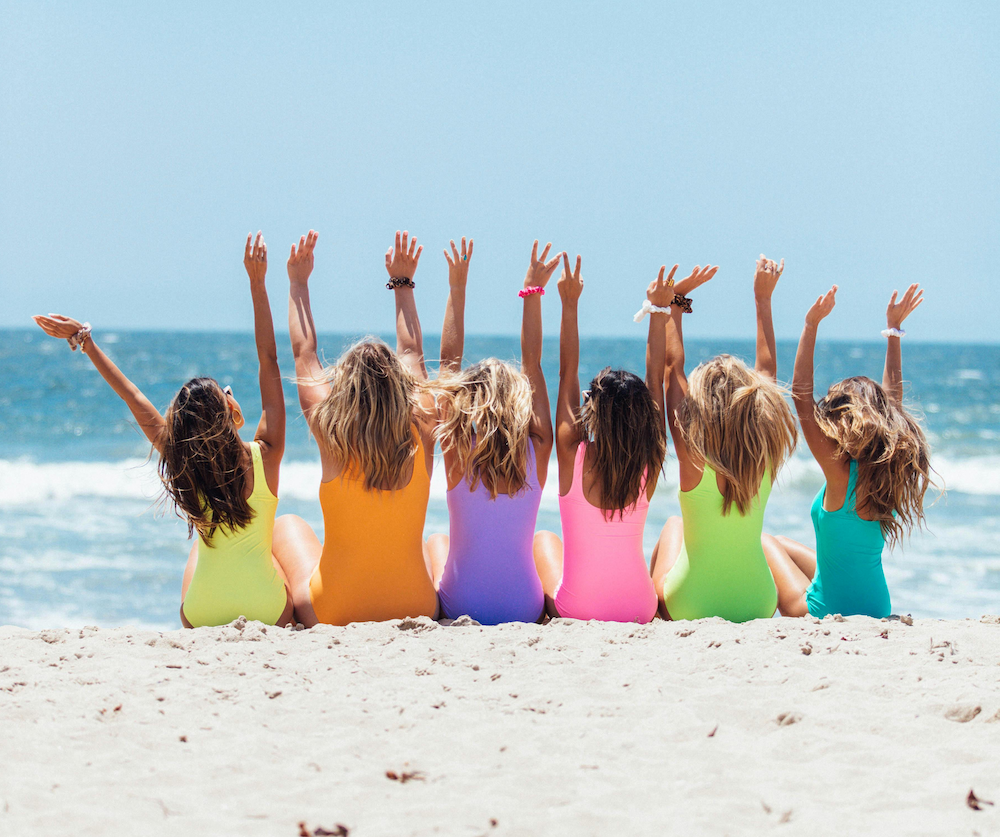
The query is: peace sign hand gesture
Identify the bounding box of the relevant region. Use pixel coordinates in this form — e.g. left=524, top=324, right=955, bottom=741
left=886, top=284, right=924, bottom=330
left=646, top=265, right=678, bottom=308
left=525, top=241, right=562, bottom=290
left=557, top=252, right=584, bottom=304
left=444, top=237, right=473, bottom=289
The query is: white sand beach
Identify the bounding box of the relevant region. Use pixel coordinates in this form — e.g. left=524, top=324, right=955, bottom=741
left=2, top=615, right=999, bottom=836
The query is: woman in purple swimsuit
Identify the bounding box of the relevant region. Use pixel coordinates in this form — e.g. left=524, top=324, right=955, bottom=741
left=424, top=239, right=560, bottom=624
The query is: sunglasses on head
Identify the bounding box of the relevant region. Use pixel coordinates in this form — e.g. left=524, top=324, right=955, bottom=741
left=223, top=385, right=234, bottom=397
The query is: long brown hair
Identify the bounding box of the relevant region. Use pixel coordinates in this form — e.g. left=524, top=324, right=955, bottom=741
left=159, top=377, right=252, bottom=543
left=311, top=339, right=419, bottom=491
left=815, top=376, right=932, bottom=546
left=432, top=358, right=533, bottom=499
left=579, top=367, right=666, bottom=520
left=678, top=354, right=797, bottom=515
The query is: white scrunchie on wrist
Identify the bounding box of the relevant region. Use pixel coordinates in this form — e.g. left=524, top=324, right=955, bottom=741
left=633, top=300, right=671, bottom=322
left=881, top=327, right=906, bottom=339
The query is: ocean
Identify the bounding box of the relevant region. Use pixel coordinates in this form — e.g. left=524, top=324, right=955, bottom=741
left=1, top=328, right=998, bottom=628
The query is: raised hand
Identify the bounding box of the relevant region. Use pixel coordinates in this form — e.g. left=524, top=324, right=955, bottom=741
left=754, top=254, right=784, bottom=300
left=647, top=265, right=678, bottom=308
left=385, top=230, right=423, bottom=282
left=524, top=240, right=562, bottom=290
left=244, top=231, right=267, bottom=283
left=805, top=285, right=838, bottom=327
left=444, top=237, right=473, bottom=288
left=287, top=230, right=318, bottom=285
left=674, top=265, right=718, bottom=297
left=32, top=313, right=85, bottom=340
left=557, top=252, right=584, bottom=304
left=886, top=283, right=924, bottom=330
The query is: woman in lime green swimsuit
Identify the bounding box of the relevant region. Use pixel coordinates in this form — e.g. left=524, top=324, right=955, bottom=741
left=650, top=256, right=798, bottom=622
left=33, top=232, right=293, bottom=628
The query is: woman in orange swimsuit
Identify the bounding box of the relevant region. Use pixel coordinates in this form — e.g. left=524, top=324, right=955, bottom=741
left=272, top=230, right=438, bottom=626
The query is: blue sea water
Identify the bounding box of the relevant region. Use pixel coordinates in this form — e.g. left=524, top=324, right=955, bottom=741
left=1, top=328, right=998, bottom=628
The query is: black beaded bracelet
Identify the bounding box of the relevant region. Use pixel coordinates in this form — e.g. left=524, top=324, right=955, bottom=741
left=672, top=293, right=693, bottom=314
left=386, top=276, right=415, bottom=290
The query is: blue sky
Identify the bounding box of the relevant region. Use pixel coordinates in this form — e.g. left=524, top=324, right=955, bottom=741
left=1, top=1, right=997, bottom=340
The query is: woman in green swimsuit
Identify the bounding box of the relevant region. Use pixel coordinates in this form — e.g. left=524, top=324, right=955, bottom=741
left=650, top=256, right=798, bottom=622
left=764, top=283, right=933, bottom=618
left=33, top=232, right=294, bottom=628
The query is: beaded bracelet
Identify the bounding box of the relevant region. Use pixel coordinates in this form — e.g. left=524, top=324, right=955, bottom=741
left=881, top=327, right=906, bottom=339
left=67, top=323, right=92, bottom=351
left=519, top=286, right=545, bottom=299
left=386, top=276, right=415, bottom=290
left=672, top=294, right=693, bottom=314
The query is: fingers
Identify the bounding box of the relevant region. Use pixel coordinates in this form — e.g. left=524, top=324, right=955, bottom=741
left=450, top=240, right=460, bottom=264
left=467, top=238, right=473, bottom=260
left=777, top=258, right=784, bottom=276
left=245, top=233, right=253, bottom=261
left=460, top=236, right=467, bottom=260
left=574, top=255, right=581, bottom=279
left=562, top=251, right=571, bottom=276
left=544, top=255, right=561, bottom=273
left=531, top=240, right=538, bottom=264
left=414, top=244, right=423, bottom=263
left=385, top=248, right=393, bottom=271
left=444, top=248, right=453, bottom=266
left=539, top=242, right=551, bottom=263
left=290, top=244, right=297, bottom=261
left=306, top=230, right=317, bottom=253
left=889, top=290, right=898, bottom=307
left=408, top=235, right=417, bottom=259
left=657, top=266, right=665, bottom=285
left=395, top=230, right=402, bottom=257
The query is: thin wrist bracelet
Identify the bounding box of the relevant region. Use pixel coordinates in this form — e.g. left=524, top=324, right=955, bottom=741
left=68, top=323, right=92, bottom=351
left=881, top=327, right=906, bottom=339
left=386, top=276, right=415, bottom=290
left=519, top=286, right=545, bottom=298
left=672, top=294, right=693, bottom=314
left=633, top=299, right=671, bottom=322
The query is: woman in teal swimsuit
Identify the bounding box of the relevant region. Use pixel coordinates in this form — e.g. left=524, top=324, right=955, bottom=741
left=650, top=256, right=798, bottom=622
left=766, top=284, right=934, bottom=618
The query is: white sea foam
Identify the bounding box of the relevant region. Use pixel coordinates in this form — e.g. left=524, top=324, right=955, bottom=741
left=3, top=450, right=999, bottom=509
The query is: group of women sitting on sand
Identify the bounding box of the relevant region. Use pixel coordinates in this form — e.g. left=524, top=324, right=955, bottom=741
left=33, top=229, right=933, bottom=629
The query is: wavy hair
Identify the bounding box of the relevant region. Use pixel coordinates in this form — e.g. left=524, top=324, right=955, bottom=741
left=431, top=358, right=533, bottom=499
left=677, top=354, right=797, bottom=515
left=815, top=376, right=932, bottom=547
left=159, top=377, right=252, bottom=544
left=311, top=339, right=420, bottom=491
left=578, top=367, right=666, bottom=520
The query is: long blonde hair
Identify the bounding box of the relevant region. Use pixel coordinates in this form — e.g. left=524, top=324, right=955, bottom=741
left=311, top=339, right=419, bottom=491
left=579, top=367, right=666, bottom=520
left=815, top=376, right=931, bottom=546
left=678, top=354, right=797, bottom=515
left=432, top=359, right=533, bottom=499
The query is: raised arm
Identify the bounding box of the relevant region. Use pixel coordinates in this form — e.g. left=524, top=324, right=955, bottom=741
left=439, top=237, right=473, bottom=374
left=882, top=283, right=923, bottom=404
left=663, top=264, right=718, bottom=490
left=32, top=315, right=166, bottom=451
left=642, top=264, right=677, bottom=423
left=287, top=230, right=328, bottom=423
left=753, top=255, right=784, bottom=381
left=792, top=286, right=842, bottom=475
left=244, top=232, right=285, bottom=479
left=385, top=230, right=427, bottom=381
left=555, top=252, right=584, bottom=494
left=521, top=241, right=560, bottom=483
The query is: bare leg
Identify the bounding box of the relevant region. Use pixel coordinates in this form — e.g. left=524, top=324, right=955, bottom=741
left=650, top=516, right=684, bottom=619
left=774, top=535, right=817, bottom=580
left=763, top=534, right=810, bottom=617
left=425, top=534, right=450, bottom=589
left=532, top=531, right=563, bottom=618
left=272, top=514, right=322, bottom=627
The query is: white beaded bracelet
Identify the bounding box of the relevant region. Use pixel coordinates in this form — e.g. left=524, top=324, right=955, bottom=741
left=881, top=327, right=906, bottom=339
left=633, top=300, right=671, bottom=322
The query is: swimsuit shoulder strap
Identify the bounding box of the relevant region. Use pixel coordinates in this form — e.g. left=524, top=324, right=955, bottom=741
left=845, top=459, right=860, bottom=512
left=248, top=441, right=275, bottom=500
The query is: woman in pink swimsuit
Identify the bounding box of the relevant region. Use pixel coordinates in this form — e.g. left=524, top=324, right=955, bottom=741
left=532, top=254, right=694, bottom=622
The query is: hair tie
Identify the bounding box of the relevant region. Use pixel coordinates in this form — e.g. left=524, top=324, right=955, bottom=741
left=881, top=328, right=906, bottom=339
left=519, top=286, right=544, bottom=298
left=67, top=323, right=92, bottom=351
left=633, top=300, right=671, bottom=322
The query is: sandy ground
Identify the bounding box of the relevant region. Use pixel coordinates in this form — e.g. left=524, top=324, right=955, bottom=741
left=1, top=614, right=999, bottom=837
